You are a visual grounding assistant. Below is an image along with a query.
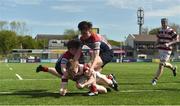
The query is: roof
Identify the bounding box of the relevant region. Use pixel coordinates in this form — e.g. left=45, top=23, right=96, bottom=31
left=133, top=34, right=157, bottom=42
left=132, top=34, right=180, bottom=42
left=35, top=34, right=65, bottom=41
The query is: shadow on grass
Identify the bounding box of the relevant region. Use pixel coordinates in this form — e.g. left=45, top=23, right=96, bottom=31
left=0, top=89, right=88, bottom=98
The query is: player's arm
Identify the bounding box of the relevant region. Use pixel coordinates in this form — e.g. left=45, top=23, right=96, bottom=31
left=60, top=61, right=69, bottom=96
left=77, top=71, right=96, bottom=88
left=90, top=42, right=101, bottom=71
left=166, top=31, right=179, bottom=46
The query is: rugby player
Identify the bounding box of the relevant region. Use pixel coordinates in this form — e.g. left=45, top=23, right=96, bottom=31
left=75, top=21, right=119, bottom=91
left=152, top=18, right=179, bottom=85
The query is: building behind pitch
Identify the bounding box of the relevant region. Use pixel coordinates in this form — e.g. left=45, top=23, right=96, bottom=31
left=125, top=34, right=180, bottom=59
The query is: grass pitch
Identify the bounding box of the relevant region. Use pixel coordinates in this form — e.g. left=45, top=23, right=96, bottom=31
left=0, top=62, right=180, bottom=105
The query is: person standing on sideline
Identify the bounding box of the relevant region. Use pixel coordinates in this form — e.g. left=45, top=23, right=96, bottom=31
left=152, top=18, right=179, bottom=85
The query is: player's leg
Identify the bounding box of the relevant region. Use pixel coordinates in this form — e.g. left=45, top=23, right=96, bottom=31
left=96, top=72, right=112, bottom=85
left=87, top=83, right=108, bottom=95
left=48, top=67, right=61, bottom=78
left=36, top=65, right=61, bottom=78
left=96, top=72, right=118, bottom=91
left=76, top=75, right=98, bottom=96
left=94, top=84, right=107, bottom=94
left=152, top=62, right=164, bottom=83
left=94, top=50, right=118, bottom=90
left=164, top=63, right=177, bottom=76
left=152, top=50, right=166, bottom=85
left=161, top=50, right=177, bottom=76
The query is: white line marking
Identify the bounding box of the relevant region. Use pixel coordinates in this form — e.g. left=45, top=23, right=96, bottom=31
left=0, top=92, right=12, bottom=94
left=0, top=79, right=59, bottom=81
left=120, top=89, right=162, bottom=92
left=9, top=67, right=13, bottom=71
left=15, top=74, right=23, bottom=80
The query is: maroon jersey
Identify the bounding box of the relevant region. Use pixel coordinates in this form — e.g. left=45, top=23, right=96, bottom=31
left=55, top=51, right=84, bottom=76
left=56, top=51, right=74, bottom=66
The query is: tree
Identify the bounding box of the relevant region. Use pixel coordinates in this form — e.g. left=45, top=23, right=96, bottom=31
left=36, top=39, right=48, bottom=49
left=18, top=36, right=36, bottom=49
left=141, top=27, right=149, bottom=35
left=10, top=21, right=19, bottom=32
left=108, top=40, right=122, bottom=46
left=63, top=29, right=79, bottom=39
left=0, top=21, right=8, bottom=30
left=10, top=21, right=28, bottom=35
left=169, top=23, right=180, bottom=34
left=149, top=28, right=160, bottom=35
left=148, top=23, right=180, bottom=35
left=0, top=30, right=18, bottom=55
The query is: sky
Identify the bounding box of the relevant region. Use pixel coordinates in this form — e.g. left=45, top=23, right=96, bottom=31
left=0, top=0, right=180, bottom=41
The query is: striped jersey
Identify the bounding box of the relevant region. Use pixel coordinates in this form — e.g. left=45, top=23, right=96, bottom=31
left=80, top=32, right=112, bottom=54
left=157, top=26, right=178, bottom=50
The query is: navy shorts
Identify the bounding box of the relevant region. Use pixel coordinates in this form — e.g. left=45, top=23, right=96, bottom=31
left=55, top=62, right=63, bottom=75
left=100, top=49, right=113, bottom=68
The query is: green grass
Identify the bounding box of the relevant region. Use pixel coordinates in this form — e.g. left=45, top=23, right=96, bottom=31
left=0, top=62, right=180, bottom=105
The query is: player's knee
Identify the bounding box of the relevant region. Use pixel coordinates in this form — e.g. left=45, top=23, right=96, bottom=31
left=96, top=85, right=107, bottom=94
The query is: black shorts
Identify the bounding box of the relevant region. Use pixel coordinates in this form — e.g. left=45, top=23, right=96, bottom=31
left=55, top=62, right=63, bottom=75
left=100, top=49, right=113, bottom=68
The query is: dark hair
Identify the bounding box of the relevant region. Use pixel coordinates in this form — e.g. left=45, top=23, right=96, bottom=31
left=161, top=18, right=168, bottom=22
left=67, top=39, right=81, bottom=50
left=78, top=21, right=92, bottom=31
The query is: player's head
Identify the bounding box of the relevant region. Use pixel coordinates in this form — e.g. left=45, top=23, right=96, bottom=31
left=78, top=21, right=92, bottom=36
left=66, top=59, right=78, bottom=73
left=67, top=39, right=81, bottom=54
left=161, top=18, right=168, bottom=29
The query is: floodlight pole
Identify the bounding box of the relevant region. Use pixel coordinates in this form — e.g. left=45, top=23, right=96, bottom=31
left=137, top=7, right=144, bottom=35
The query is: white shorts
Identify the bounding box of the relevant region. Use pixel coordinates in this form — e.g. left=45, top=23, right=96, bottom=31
left=159, top=50, right=172, bottom=62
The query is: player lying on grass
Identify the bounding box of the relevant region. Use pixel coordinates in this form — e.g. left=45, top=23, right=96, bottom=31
left=36, top=40, right=83, bottom=96
left=66, top=59, right=118, bottom=96
left=66, top=59, right=107, bottom=96
left=36, top=39, right=118, bottom=96
left=36, top=58, right=118, bottom=96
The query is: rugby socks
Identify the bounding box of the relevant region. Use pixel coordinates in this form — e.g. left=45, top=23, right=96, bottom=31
left=107, top=74, right=113, bottom=80
left=42, top=66, right=48, bottom=72
left=90, top=84, right=98, bottom=93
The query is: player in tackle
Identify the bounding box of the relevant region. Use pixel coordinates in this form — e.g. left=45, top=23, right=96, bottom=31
left=36, top=40, right=83, bottom=95
left=67, top=59, right=118, bottom=96
left=36, top=40, right=116, bottom=96
left=74, top=21, right=119, bottom=92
